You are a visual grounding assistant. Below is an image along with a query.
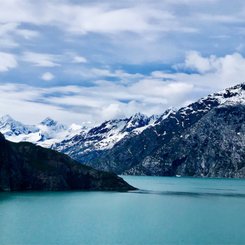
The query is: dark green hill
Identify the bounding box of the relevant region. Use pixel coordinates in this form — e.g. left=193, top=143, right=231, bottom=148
left=0, top=133, right=135, bottom=191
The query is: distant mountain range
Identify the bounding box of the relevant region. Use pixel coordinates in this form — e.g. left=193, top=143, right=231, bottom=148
left=0, top=115, right=86, bottom=148
left=2, top=83, right=245, bottom=178
left=0, top=112, right=161, bottom=154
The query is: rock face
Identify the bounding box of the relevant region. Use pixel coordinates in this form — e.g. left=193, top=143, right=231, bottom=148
left=0, top=133, right=135, bottom=191
left=52, top=112, right=165, bottom=166
left=51, top=112, right=159, bottom=164
left=78, top=83, right=245, bottom=178
left=123, top=104, right=245, bottom=178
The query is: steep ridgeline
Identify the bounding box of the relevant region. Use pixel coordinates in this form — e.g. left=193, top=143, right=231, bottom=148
left=2, top=83, right=245, bottom=178
left=0, top=113, right=160, bottom=153
left=0, top=133, right=135, bottom=191
left=52, top=113, right=160, bottom=164
left=73, top=83, right=245, bottom=178
left=0, top=116, right=86, bottom=148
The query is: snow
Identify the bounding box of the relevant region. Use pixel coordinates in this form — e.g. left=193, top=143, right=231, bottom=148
left=0, top=115, right=89, bottom=148
left=54, top=112, right=163, bottom=154
left=200, top=83, right=245, bottom=106
left=3, top=83, right=245, bottom=153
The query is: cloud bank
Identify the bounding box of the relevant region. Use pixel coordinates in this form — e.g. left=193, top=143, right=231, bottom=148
left=0, top=0, right=245, bottom=124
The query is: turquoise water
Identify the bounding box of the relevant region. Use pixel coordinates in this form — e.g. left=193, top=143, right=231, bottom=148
left=1, top=176, right=245, bottom=245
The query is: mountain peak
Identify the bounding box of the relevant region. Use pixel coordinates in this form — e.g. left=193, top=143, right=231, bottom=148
left=0, top=114, right=14, bottom=123
left=40, top=117, right=57, bottom=127
left=228, top=82, right=245, bottom=90
left=131, top=112, right=148, bottom=120
left=207, top=83, right=245, bottom=104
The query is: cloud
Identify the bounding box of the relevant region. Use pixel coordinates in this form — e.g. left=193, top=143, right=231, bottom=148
left=22, top=52, right=60, bottom=67
left=65, top=67, right=144, bottom=81
left=41, top=72, right=55, bottom=81
left=0, top=78, right=194, bottom=124
left=0, top=0, right=244, bottom=65
left=1, top=1, right=245, bottom=124
left=177, top=51, right=245, bottom=81
left=0, top=22, right=39, bottom=49
left=73, top=55, right=87, bottom=63
left=2, top=51, right=245, bottom=124
left=155, top=51, right=245, bottom=93
left=0, top=52, right=18, bottom=72
left=177, top=51, right=218, bottom=73
left=0, top=1, right=197, bottom=35
left=0, top=83, right=85, bottom=125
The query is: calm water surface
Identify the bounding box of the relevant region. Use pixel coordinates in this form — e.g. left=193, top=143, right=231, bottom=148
left=1, top=176, right=245, bottom=245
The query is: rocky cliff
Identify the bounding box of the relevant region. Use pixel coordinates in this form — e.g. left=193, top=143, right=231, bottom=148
left=83, top=84, right=245, bottom=178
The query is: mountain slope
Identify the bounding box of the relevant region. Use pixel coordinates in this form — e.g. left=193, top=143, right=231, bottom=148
left=125, top=104, right=245, bottom=177
left=2, top=83, right=245, bottom=178
left=79, top=83, right=245, bottom=177
left=0, top=133, right=135, bottom=191
left=0, top=113, right=159, bottom=154
left=52, top=112, right=159, bottom=164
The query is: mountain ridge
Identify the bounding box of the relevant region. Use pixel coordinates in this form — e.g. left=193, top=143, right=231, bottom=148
left=2, top=83, right=245, bottom=178
left=0, top=112, right=160, bottom=154
left=90, top=83, right=245, bottom=177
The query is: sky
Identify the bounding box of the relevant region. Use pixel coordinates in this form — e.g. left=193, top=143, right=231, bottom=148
left=1, top=0, right=245, bottom=125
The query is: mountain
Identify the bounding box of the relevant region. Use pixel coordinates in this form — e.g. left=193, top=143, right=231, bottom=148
left=0, top=133, right=135, bottom=191
left=0, top=116, right=86, bottom=148
left=2, top=83, right=245, bottom=178
left=0, top=112, right=160, bottom=163
left=0, top=115, right=39, bottom=137
left=52, top=112, right=160, bottom=165
left=71, top=83, right=245, bottom=178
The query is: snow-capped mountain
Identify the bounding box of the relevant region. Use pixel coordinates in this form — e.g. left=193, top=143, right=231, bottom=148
left=0, top=116, right=87, bottom=148
left=0, top=115, right=39, bottom=137
left=0, top=112, right=160, bottom=151
left=3, top=83, right=245, bottom=178
left=67, top=83, right=245, bottom=178
left=52, top=112, right=160, bottom=160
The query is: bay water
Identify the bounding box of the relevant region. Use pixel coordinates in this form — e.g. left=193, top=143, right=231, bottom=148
left=0, top=176, right=245, bottom=245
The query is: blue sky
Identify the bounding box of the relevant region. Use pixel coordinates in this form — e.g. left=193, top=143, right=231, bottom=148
left=1, top=0, right=245, bottom=124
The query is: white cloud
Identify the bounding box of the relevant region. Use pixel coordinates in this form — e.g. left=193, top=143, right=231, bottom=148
left=73, top=55, right=87, bottom=63
left=0, top=22, right=39, bottom=49
left=1, top=1, right=245, bottom=124
left=178, top=51, right=245, bottom=82
left=0, top=83, right=90, bottom=125
left=22, top=52, right=60, bottom=67
left=41, top=72, right=54, bottom=81
left=0, top=1, right=197, bottom=35
left=0, top=79, right=194, bottom=124
left=0, top=0, right=244, bottom=65
left=65, top=67, right=144, bottom=81
left=0, top=52, right=18, bottom=72
left=2, top=50, right=245, bottom=125
left=180, top=51, right=219, bottom=73
left=156, top=51, right=245, bottom=93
